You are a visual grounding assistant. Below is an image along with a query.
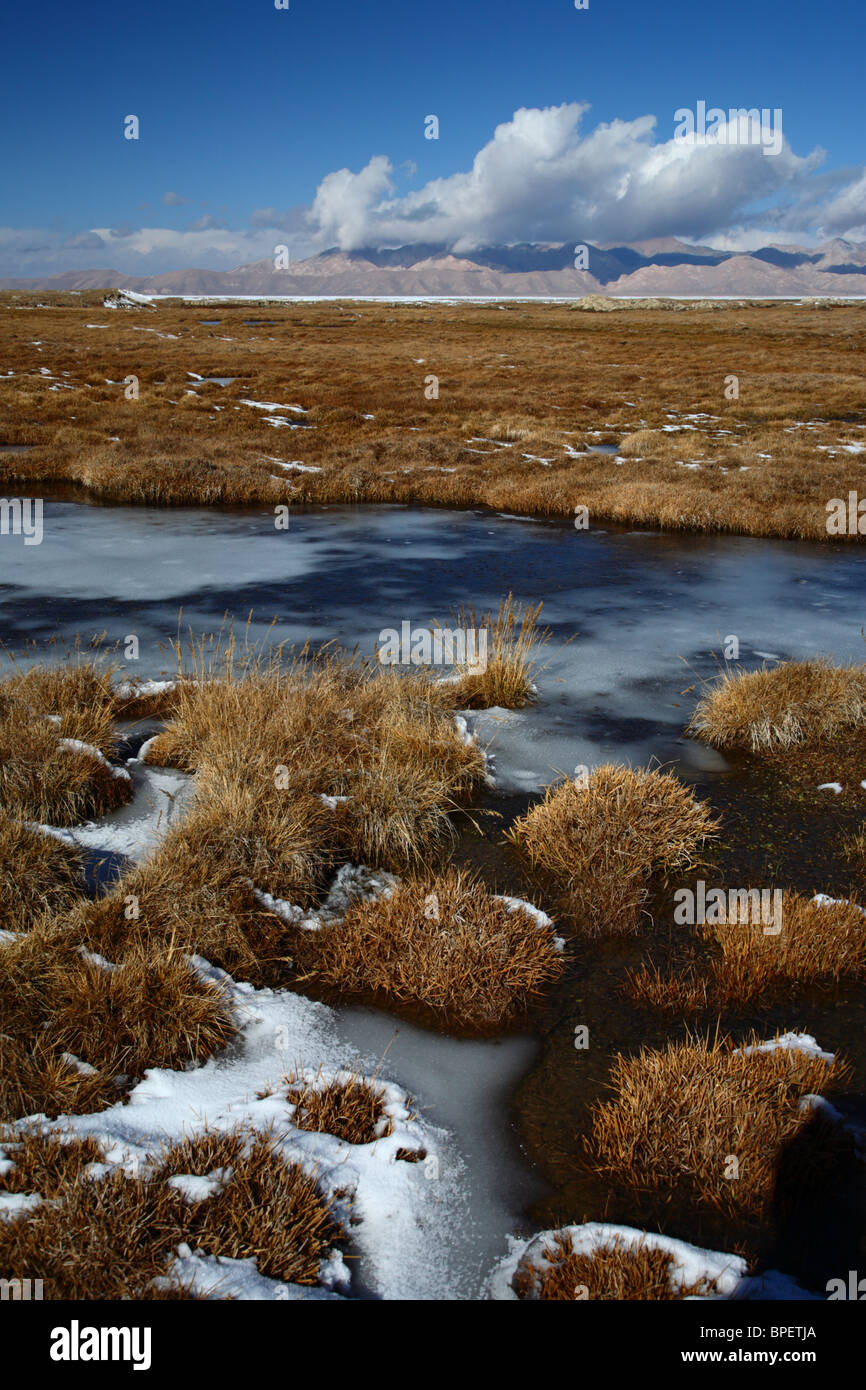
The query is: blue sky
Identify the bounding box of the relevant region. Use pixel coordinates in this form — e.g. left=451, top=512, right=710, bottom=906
left=1, top=0, right=864, bottom=275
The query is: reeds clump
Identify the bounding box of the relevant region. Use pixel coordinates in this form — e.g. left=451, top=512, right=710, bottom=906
left=290, top=869, right=564, bottom=1030
left=144, top=642, right=483, bottom=872
left=687, top=659, right=866, bottom=751
left=628, top=893, right=866, bottom=1012
left=285, top=1067, right=393, bottom=1144
left=432, top=594, right=547, bottom=709
left=0, top=1126, right=340, bottom=1297
left=507, top=764, right=719, bottom=934
left=0, top=921, right=237, bottom=1122
left=589, top=1034, right=851, bottom=1223
left=512, top=1229, right=718, bottom=1300
left=710, top=893, right=866, bottom=999
left=0, top=810, right=86, bottom=933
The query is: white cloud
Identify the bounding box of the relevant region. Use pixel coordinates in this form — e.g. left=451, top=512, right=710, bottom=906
left=816, top=170, right=866, bottom=239
left=2, top=104, right=865, bottom=279
left=305, top=103, right=854, bottom=250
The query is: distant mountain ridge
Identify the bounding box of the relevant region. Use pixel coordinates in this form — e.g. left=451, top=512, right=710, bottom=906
left=3, top=238, right=866, bottom=298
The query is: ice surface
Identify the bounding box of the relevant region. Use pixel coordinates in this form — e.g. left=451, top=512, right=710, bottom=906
left=3, top=502, right=865, bottom=797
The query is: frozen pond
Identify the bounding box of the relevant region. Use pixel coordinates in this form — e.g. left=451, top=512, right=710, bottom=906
left=4, top=495, right=866, bottom=1296
left=2, top=496, right=865, bottom=792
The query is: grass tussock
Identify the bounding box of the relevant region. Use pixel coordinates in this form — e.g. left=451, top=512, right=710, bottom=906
left=512, top=1230, right=717, bottom=1300
left=289, top=869, right=563, bottom=1030
left=76, top=786, right=336, bottom=986
left=0, top=810, right=86, bottom=933
left=152, top=1129, right=340, bottom=1285
left=0, top=921, right=236, bottom=1122
left=285, top=1067, right=392, bottom=1144
left=0, top=657, right=133, bottom=823
left=0, top=1127, right=106, bottom=1197
left=589, top=1034, right=851, bottom=1223
left=688, top=659, right=866, bottom=751
left=628, top=894, right=866, bottom=1012
left=0, top=706, right=131, bottom=825
left=433, top=594, right=548, bottom=709
left=0, top=1126, right=339, bottom=1297
left=710, top=893, right=866, bottom=998
left=144, top=643, right=483, bottom=872
left=507, top=764, right=719, bottom=934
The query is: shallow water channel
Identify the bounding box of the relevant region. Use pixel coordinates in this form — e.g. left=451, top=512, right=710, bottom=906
left=2, top=495, right=865, bottom=1295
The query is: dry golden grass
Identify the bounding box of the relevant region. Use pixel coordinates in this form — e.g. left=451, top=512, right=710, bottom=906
left=144, top=641, right=483, bottom=872
left=688, top=659, right=866, bottom=751
left=0, top=1127, right=105, bottom=1196
left=1, top=299, right=865, bottom=540
left=512, top=1230, right=717, bottom=1300
left=285, top=1067, right=392, bottom=1144
left=76, top=787, right=335, bottom=987
left=0, top=809, right=86, bottom=933
left=711, top=893, right=866, bottom=998
left=0, top=920, right=237, bottom=1122
left=626, top=958, right=716, bottom=1014
left=67, top=644, right=487, bottom=992
left=151, top=1129, right=340, bottom=1285
left=290, top=869, right=564, bottom=1029
left=0, top=704, right=131, bottom=825
left=589, top=1034, right=851, bottom=1223
left=0, top=1125, right=339, bottom=1298
left=0, top=656, right=134, bottom=823
left=433, top=594, right=547, bottom=709
left=843, top=827, right=866, bottom=887
left=507, top=764, right=719, bottom=934
left=629, top=894, right=866, bottom=1012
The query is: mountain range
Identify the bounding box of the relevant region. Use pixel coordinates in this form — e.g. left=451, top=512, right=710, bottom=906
left=3, top=237, right=866, bottom=298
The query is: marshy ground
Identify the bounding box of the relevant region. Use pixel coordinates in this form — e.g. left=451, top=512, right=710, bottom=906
left=1, top=294, right=865, bottom=1301
left=1, top=293, right=866, bottom=538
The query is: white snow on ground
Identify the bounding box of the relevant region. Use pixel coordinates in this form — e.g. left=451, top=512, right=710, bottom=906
left=734, top=1031, right=836, bottom=1062
left=1, top=955, right=473, bottom=1300
left=496, top=896, right=565, bottom=952
left=817, top=781, right=843, bottom=793
left=813, top=893, right=866, bottom=915
left=267, top=458, right=322, bottom=474
left=59, top=738, right=132, bottom=781
left=115, top=678, right=177, bottom=700
left=166, top=1169, right=233, bottom=1203
left=488, top=1224, right=819, bottom=1301
left=248, top=863, right=398, bottom=932
left=0, top=1192, right=42, bottom=1221
left=240, top=399, right=307, bottom=414
left=34, top=755, right=194, bottom=862
left=157, top=1248, right=345, bottom=1300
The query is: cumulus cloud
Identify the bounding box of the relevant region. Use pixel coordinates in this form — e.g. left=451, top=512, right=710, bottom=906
left=306, top=103, right=862, bottom=250
left=817, top=170, right=866, bottom=239
left=2, top=104, right=865, bottom=279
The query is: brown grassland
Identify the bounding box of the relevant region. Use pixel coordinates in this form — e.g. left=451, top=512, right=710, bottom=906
left=1, top=294, right=865, bottom=539
left=288, top=868, right=565, bottom=1028
left=688, top=658, right=866, bottom=751
left=2, top=292, right=866, bottom=1296
left=284, top=1068, right=393, bottom=1145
